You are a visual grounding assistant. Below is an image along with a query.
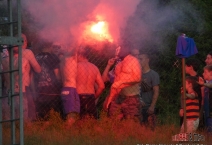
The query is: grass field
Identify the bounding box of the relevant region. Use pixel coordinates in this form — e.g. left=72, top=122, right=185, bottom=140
left=2, top=110, right=211, bottom=145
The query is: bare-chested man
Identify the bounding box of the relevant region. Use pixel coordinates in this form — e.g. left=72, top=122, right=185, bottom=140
left=104, top=43, right=142, bottom=121
left=77, top=46, right=105, bottom=119
left=60, top=47, right=79, bottom=125
left=2, top=34, right=41, bottom=121
left=21, top=34, right=41, bottom=121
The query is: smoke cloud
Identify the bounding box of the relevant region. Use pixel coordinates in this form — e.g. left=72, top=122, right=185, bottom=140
left=121, top=0, right=204, bottom=50
left=22, top=0, right=140, bottom=46
left=21, top=0, right=203, bottom=52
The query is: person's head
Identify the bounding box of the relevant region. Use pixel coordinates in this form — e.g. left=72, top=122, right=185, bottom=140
left=118, top=42, right=131, bottom=59
left=52, top=43, right=61, bottom=56
left=38, top=40, right=52, bottom=53
left=13, top=33, right=28, bottom=53
left=185, top=58, right=200, bottom=74
left=21, top=34, right=27, bottom=49
left=131, top=48, right=140, bottom=58
left=77, top=45, right=91, bottom=61
left=202, top=65, right=212, bottom=81
left=205, top=51, right=212, bottom=65
left=185, top=76, right=198, bottom=91
left=13, top=46, right=19, bottom=54
left=139, top=53, right=150, bottom=68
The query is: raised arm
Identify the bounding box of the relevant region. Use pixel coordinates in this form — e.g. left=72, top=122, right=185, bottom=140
left=102, top=58, right=115, bottom=82
left=186, top=93, right=196, bottom=99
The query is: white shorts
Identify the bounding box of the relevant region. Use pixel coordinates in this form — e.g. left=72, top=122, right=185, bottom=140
left=180, top=118, right=199, bottom=133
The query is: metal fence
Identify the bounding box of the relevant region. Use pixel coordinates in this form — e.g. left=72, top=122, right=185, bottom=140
left=1, top=2, right=207, bottom=145
left=18, top=42, right=184, bottom=121
left=2, top=41, right=186, bottom=115
left=1, top=33, right=206, bottom=144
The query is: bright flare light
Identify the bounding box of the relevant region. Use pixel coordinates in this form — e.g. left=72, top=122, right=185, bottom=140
left=90, top=21, right=113, bottom=42
left=91, top=21, right=105, bottom=34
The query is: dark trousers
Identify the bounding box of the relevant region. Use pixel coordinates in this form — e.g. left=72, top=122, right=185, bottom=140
left=36, top=94, right=63, bottom=119
left=142, top=108, right=156, bottom=130
left=79, top=94, right=97, bottom=119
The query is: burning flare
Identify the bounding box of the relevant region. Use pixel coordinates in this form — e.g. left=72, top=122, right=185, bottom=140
left=90, top=21, right=113, bottom=42
left=91, top=21, right=105, bottom=34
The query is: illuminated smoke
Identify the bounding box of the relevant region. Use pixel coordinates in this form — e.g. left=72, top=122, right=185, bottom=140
left=21, top=0, right=203, bottom=52
left=21, top=0, right=140, bottom=47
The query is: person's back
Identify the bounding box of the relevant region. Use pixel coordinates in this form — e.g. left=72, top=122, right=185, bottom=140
left=60, top=55, right=77, bottom=88
left=77, top=61, right=101, bottom=94
left=35, top=52, right=60, bottom=90
left=76, top=46, right=105, bottom=119
left=35, top=50, right=62, bottom=119
left=60, top=49, right=79, bottom=126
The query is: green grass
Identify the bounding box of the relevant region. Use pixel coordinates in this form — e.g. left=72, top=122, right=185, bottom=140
left=2, top=110, right=210, bottom=145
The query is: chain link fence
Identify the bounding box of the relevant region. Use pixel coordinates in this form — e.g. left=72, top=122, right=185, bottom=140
left=4, top=40, right=187, bottom=122
left=1, top=34, right=207, bottom=145
left=2, top=37, right=206, bottom=123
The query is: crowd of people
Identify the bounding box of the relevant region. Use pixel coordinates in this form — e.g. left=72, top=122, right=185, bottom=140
left=178, top=52, right=212, bottom=133
left=1, top=34, right=212, bottom=134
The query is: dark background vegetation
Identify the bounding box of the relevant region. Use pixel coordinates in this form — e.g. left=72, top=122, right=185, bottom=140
left=1, top=0, right=212, bottom=126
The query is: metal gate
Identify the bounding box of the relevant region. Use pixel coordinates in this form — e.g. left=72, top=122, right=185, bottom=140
left=0, top=0, right=23, bottom=144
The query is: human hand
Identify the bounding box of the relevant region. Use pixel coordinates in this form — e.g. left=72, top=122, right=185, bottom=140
left=103, top=96, right=109, bottom=111
left=107, top=58, right=116, bottom=67
left=179, top=108, right=183, bottom=117
left=106, top=100, right=111, bottom=110
left=140, top=101, right=146, bottom=107
left=147, top=106, right=154, bottom=115
left=197, top=77, right=204, bottom=86
left=180, top=87, right=183, bottom=94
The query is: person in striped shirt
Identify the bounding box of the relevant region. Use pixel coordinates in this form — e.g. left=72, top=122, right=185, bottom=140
left=179, top=76, right=200, bottom=133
